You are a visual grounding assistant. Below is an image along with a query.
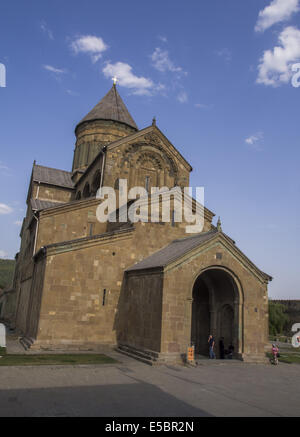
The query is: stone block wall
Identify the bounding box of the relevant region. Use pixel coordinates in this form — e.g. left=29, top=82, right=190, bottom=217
left=32, top=182, right=73, bottom=203
left=118, top=271, right=163, bottom=352
left=36, top=199, right=107, bottom=249
left=160, top=240, right=268, bottom=361
left=31, top=230, right=134, bottom=348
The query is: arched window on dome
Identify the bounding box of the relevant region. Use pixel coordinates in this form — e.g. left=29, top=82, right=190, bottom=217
left=91, top=170, right=101, bottom=196
left=83, top=182, right=90, bottom=198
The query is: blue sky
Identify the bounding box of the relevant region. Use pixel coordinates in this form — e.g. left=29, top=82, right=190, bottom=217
left=0, top=0, right=299, bottom=298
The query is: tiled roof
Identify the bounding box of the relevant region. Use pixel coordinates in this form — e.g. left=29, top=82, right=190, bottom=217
left=33, top=164, right=74, bottom=189
left=30, top=198, right=64, bottom=211
left=126, top=229, right=272, bottom=281
left=76, top=84, right=138, bottom=131
left=126, top=230, right=218, bottom=271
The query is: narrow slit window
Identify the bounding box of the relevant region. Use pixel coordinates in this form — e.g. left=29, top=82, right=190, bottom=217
left=89, top=223, right=94, bottom=236
left=145, top=176, right=150, bottom=192
left=102, top=289, right=106, bottom=306
left=171, top=209, right=175, bottom=227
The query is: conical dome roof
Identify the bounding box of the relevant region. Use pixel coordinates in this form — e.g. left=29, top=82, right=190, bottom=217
left=76, top=84, right=138, bottom=131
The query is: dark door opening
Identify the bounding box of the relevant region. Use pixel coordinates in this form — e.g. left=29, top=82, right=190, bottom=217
left=191, top=268, right=240, bottom=358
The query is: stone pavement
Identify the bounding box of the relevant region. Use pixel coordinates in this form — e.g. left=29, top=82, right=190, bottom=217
left=5, top=331, right=25, bottom=354
left=0, top=349, right=299, bottom=417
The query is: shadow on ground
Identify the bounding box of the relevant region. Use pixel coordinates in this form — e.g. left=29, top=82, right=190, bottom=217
left=0, top=381, right=212, bottom=417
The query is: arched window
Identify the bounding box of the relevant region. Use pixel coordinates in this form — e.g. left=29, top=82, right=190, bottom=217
left=114, top=178, right=120, bottom=190
left=75, top=191, right=81, bottom=200
left=91, top=170, right=101, bottom=196
left=83, top=182, right=90, bottom=198
left=145, top=176, right=150, bottom=192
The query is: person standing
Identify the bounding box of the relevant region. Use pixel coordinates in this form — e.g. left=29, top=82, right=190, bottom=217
left=271, top=344, right=279, bottom=364
left=208, top=334, right=216, bottom=359
left=228, top=343, right=234, bottom=359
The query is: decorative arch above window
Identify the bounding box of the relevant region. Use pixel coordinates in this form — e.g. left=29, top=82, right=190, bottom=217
left=121, top=143, right=178, bottom=177
left=136, top=151, right=164, bottom=170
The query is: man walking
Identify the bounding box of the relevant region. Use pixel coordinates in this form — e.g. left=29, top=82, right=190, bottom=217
left=208, top=334, right=216, bottom=359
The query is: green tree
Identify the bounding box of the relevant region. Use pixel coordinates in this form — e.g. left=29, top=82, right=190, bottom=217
left=269, top=301, right=289, bottom=336
left=0, top=259, right=15, bottom=290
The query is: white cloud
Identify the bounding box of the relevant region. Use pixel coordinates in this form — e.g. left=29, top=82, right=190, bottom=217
left=245, top=132, right=264, bottom=150
left=257, top=26, right=300, bottom=86
left=102, top=62, right=154, bottom=95
left=40, top=21, right=54, bottom=40
left=255, top=0, right=300, bottom=33
left=158, top=35, right=168, bottom=43
left=156, top=83, right=166, bottom=92
left=194, top=103, right=214, bottom=110
left=215, top=48, right=232, bottom=62
left=43, top=65, right=66, bottom=74
left=177, top=91, right=188, bottom=103
left=66, top=89, right=79, bottom=96
left=0, top=250, right=8, bottom=258
left=0, top=203, right=13, bottom=214
left=151, top=48, right=183, bottom=73
left=71, top=35, right=108, bottom=63
left=0, top=162, right=9, bottom=171
left=14, top=220, right=22, bottom=226
left=0, top=163, right=12, bottom=177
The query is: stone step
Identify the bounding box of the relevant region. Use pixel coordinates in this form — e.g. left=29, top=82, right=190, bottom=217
left=120, top=344, right=160, bottom=359
left=116, top=345, right=160, bottom=366
left=117, top=344, right=155, bottom=361
left=19, top=337, right=34, bottom=351
left=116, top=347, right=157, bottom=366
left=119, top=345, right=158, bottom=361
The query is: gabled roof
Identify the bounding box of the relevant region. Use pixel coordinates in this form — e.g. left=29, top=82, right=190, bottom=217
left=75, top=124, right=193, bottom=187
left=32, top=164, right=74, bottom=189
left=30, top=198, right=64, bottom=211
left=107, top=125, right=192, bottom=171
left=76, top=84, right=138, bottom=131
left=126, top=229, right=272, bottom=282
left=127, top=230, right=218, bottom=271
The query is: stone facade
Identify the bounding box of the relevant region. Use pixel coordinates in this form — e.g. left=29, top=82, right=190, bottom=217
left=1, top=85, right=272, bottom=363
left=121, top=231, right=269, bottom=364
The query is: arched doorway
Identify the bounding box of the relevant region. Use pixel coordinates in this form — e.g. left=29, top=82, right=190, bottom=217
left=219, top=304, right=234, bottom=349
left=191, top=268, right=243, bottom=358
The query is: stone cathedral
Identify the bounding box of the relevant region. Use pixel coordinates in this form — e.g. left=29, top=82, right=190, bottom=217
left=0, top=84, right=272, bottom=364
